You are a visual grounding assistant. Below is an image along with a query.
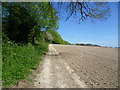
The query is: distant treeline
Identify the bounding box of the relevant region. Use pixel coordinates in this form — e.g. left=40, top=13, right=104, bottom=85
left=75, top=43, right=101, bottom=47
left=75, top=43, right=117, bottom=48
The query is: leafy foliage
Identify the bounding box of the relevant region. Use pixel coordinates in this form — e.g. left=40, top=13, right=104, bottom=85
left=2, top=2, right=59, bottom=44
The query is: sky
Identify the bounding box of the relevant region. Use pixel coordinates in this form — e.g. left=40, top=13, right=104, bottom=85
left=57, top=2, right=118, bottom=47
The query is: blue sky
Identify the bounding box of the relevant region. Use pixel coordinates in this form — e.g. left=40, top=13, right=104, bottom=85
left=57, top=2, right=118, bottom=47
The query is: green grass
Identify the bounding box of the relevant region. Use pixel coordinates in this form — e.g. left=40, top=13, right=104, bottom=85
left=2, top=42, right=48, bottom=87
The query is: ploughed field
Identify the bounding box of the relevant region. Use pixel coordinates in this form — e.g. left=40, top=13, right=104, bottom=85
left=53, top=45, right=118, bottom=88
left=34, top=44, right=118, bottom=88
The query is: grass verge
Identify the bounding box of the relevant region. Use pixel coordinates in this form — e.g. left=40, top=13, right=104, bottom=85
left=2, top=42, right=48, bottom=87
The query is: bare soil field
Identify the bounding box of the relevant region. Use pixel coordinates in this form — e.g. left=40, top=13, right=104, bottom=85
left=33, top=44, right=118, bottom=88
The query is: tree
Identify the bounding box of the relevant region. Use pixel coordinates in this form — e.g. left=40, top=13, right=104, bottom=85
left=2, top=2, right=111, bottom=44
left=2, top=2, right=59, bottom=44
left=53, top=2, right=110, bottom=23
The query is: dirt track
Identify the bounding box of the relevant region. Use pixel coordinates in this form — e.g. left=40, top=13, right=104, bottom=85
left=33, top=44, right=118, bottom=88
